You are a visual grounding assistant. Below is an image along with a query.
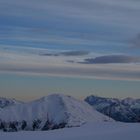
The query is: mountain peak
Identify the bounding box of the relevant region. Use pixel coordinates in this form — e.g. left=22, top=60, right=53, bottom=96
left=0, top=97, right=21, bottom=108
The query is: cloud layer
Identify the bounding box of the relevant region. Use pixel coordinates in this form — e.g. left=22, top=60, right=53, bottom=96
left=0, top=47, right=140, bottom=81
left=0, top=0, right=140, bottom=82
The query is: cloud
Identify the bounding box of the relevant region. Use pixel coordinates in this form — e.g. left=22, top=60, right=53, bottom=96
left=1, top=60, right=140, bottom=81
left=40, top=50, right=89, bottom=57
left=78, top=55, right=140, bottom=64
left=131, top=33, right=140, bottom=48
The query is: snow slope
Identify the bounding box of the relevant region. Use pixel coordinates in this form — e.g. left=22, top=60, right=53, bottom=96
left=0, top=122, right=139, bottom=140
left=0, top=94, right=112, bottom=131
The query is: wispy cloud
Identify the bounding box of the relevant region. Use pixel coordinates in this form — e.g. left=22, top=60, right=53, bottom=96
left=78, top=55, right=140, bottom=64
left=131, top=33, right=140, bottom=48
left=40, top=50, right=89, bottom=57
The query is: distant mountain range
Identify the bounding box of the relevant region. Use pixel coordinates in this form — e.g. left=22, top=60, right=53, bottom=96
left=85, top=95, right=140, bottom=122
left=0, top=94, right=111, bottom=132
left=0, top=94, right=139, bottom=132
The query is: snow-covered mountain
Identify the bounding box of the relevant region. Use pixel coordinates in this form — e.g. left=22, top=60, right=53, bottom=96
left=85, top=95, right=140, bottom=122
left=0, top=97, right=21, bottom=109
left=0, top=94, right=112, bottom=132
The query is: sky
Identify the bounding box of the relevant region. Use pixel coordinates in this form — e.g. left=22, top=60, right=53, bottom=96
left=0, top=0, right=140, bottom=100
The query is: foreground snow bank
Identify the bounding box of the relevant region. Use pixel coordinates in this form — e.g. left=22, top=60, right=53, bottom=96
left=0, top=122, right=139, bottom=140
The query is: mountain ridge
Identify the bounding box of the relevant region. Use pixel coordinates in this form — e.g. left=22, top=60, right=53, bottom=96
left=85, top=95, right=140, bottom=122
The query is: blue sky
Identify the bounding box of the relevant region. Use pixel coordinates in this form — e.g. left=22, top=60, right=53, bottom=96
left=0, top=0, right=140, bottom=100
